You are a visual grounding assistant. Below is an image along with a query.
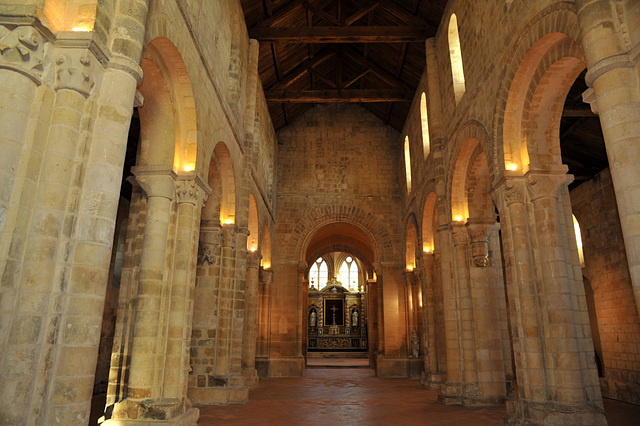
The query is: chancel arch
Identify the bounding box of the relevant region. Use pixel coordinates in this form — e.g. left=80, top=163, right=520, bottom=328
left=304, top=222, right=375, bottom=360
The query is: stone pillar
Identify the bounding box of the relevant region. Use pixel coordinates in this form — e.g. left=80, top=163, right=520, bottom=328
left=105, top=169, right=201, bottom=424
left=255, top=266, right=272, bottom=377
left=375, top=261, right=410, bottom=377
left=450, top=223, right=479, bottom=401
left=420, top=251, right=445, bottom=389
left=466, top=220, right=507, bottom=404
left=495, top=171, right=606, bottom=425
left=437, top=224, right=463, bottom=403
left=163, top=177, right=208, bottom=403
left=577, top=0, right=640, bottom=317
left=298, top=261, right=309, bottom=361
left=241, top=250, right=260, bottom=386
left=524, top=169, right=605, bottom=424
left=189, top=223, right=249, bottom=404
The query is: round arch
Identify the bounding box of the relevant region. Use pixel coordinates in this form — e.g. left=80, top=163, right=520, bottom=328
left=422, top=192, right=437, bottom=253
left=138, top=37, right=198, bottom=172
left=493, top=3, right=582, bottom=178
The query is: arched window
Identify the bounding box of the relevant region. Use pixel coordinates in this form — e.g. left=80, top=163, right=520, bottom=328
left=404, top=136, right=412, bottom=193
left=309, top=258, right=329, bottom=288
left=573, top=215, right=585, bottom=268
left=339, top=257, right=359, bottom=290
left=448, top=14, right=466, bottom=104
left=420, top=92, right=431, bottom=159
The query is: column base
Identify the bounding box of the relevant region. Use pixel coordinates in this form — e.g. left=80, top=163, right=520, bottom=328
left=505, top=399, right=607, bottom=425
left=242, top=367, right=259, bottom=388
left=188, top=386, right=249, bottom=405
left=421, top=371, right=446, bottom=390
left=101, top=401, right=198, bottom=425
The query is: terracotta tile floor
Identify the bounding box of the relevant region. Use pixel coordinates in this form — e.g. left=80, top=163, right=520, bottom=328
left=196, top=368, right=640, bottom=426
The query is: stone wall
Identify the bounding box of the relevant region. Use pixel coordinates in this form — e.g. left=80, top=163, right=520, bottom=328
left=571, top=168, right=640, bottom=404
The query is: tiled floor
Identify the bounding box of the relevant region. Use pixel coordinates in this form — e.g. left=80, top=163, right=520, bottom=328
left=197, top=367, right=640, bottom=426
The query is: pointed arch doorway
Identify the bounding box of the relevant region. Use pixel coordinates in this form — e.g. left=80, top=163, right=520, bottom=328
left=303, top=223, right=378, bottom=368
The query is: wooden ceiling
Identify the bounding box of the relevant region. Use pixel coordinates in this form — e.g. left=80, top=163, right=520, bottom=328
left=241, top=0, right=446, bottom=132
left=241, top=1, right=607, bottom=188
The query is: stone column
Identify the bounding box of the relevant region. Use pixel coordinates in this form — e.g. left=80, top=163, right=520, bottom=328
left=577, top=0, right=640, bottom=317
left=255, top=266, right=272, bottom=377
left=162, top=177, right=208, bottom=404
left=522, top=169, right=605, bottom=424
left=450, top=223, right=478, bottom=401
left=494, top=176, right=548, bottom=417
left=437, top=224, right=463, bottom=404
left=189, top=223, right=249, bottom=404
left=241, top=250, right=260, bottom=386
left=297, top=261, right=308, bottom=361
left=466, top=219, right=507, bottom=403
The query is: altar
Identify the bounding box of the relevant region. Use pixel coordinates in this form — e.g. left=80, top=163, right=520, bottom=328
left=308, top=277, right=367, bottom=352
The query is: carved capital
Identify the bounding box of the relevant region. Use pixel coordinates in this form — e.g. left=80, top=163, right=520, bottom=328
left=260, top=267, right=273, bottom=285
left=466, top=220, right=495, bottom=268
left=197, top=244, right=216, bottom=266
left=247, top=250, right=261, bottom=269
left=451, top=225, right=468, bottom=246
left=221, top=223, right=238, bottom=248
left=132, top=167, right=176, bottom=200
left=175, top=177, right=209, bottom=206
left=0, top=25, right=44, bottom=82
left=54, top=50, right=95, bottom=96
left=297, top=261, right=308, bottom=275
left=524, top=168, right=569, bottom=201
left=494, top=176, right=526, bottom=208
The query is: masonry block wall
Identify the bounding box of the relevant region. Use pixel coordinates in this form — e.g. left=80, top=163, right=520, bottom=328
left=271, top=103, right=406, bottom=375
left=571, top=169, right=640, bottom=404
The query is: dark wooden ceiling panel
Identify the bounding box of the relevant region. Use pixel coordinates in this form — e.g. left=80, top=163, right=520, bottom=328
left=243, top=1, right=606, bottom=189
left=242, top=0, right=440, bottom=132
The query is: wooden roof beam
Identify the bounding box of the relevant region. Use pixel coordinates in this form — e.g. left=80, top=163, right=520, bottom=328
left=249, top=26, right=429, bottom=43
left=303, top=1, right=340, bottom=26
left=343, top=2, right=379, bottom=26
left=267, top=47, right=337, bottom=91
left=266, top=89, right=413, bottom=102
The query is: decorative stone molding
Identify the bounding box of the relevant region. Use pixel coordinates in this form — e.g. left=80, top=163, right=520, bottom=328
left=0, top=25, right=45, bottom=82
left=582, top=87, right=598, bottom=115
left=297, top=261, right=308, bottom=275
left=198, top=244, right=216, bottom=266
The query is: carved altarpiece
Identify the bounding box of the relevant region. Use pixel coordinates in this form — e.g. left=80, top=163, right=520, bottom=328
left=308, top=277, right=367, bottom=351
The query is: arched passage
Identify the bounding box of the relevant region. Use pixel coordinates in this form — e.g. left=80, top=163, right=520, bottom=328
left=304, top=222, right=376, bottom=364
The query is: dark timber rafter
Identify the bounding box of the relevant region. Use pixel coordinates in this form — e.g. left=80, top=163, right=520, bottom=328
left=249, top=25, right=428, bottom=43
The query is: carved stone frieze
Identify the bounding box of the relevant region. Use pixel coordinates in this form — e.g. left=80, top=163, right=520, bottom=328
left=198, top=244, right=216, bottom=266
left=0, top=25, right=44, bottom=82
left=55, top=50, right=95, bottom=96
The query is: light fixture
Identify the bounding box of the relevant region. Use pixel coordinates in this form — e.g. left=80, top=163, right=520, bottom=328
left=454, top=215, right=463, bottom=222
left=507, top=163, right=517, bottom=171
left=183, top=163, right=195, bottom=172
